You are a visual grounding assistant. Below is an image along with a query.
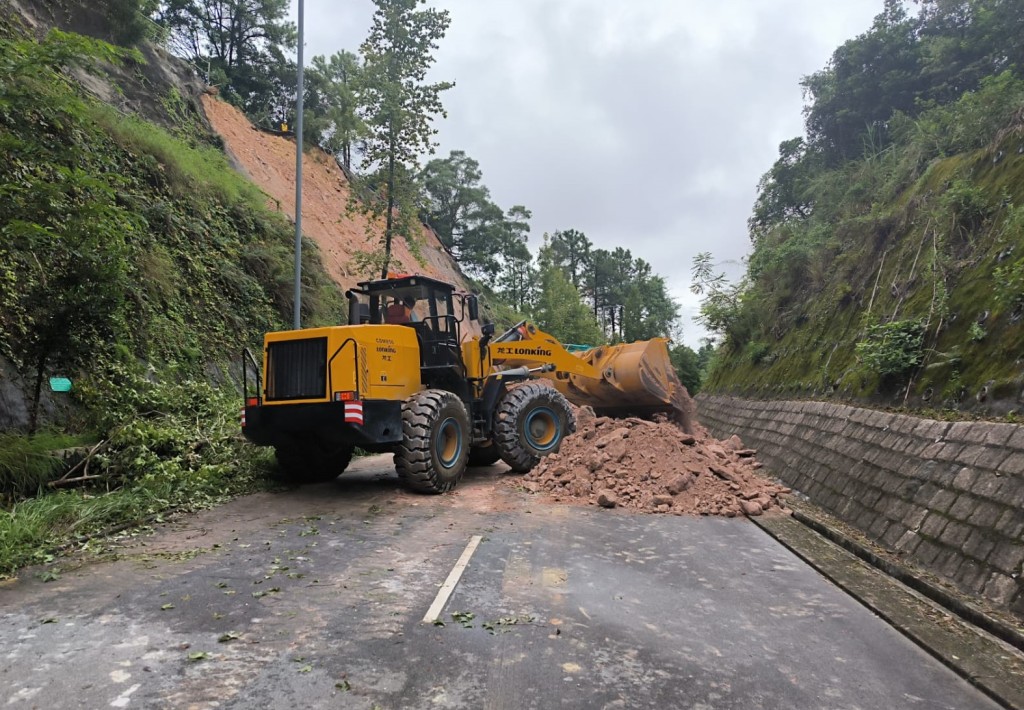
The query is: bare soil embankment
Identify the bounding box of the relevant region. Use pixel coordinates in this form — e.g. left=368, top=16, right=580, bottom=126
left=200, top=96, right=477, bottom=310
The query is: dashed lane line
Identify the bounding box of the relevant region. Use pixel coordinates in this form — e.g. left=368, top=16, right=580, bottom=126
left=422, top=535, right=483, bottom=624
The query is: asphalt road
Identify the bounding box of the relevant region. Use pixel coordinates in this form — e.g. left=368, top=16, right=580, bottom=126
left=0, top=455, right=1000, bottom=709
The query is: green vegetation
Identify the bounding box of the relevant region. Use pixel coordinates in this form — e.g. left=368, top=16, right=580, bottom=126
left=0, top=379, right=272, bottom=576
left=0, top=25, right=342, bottom=575
left=351, top=0, right=453, bottom=278
left=0, top=432, right=86, bottom=502
left=159, top=0, right=296, bottom=118
left=697, top=1, right=1024, bottom=412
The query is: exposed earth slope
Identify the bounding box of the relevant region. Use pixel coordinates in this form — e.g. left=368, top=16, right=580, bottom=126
left=201, top=96, right=477, bottom=304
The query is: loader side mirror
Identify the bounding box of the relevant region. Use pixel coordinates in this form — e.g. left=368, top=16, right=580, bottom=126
left=467, top=295, right=480, bottom=322
left=479, top=321, right=495, bottom=352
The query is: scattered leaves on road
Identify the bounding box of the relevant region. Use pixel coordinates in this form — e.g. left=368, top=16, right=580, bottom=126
left=451, top=611, right=475, bottom=628
left=187, top=651, right=211, bottom=662
left=218, top=631, right=240, bottom=643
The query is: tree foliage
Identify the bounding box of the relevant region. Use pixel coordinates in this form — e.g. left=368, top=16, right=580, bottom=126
left=801, top=0, right=1024, bottom=165
left=305, top=51, right=364, bottom=168
left=420, top=150, right=497, bottom=273
left=158, top=0, right=296, bottom=117
left=533, top=260, right=604, bottom=346
left=352, top=0, right=453, bottom=278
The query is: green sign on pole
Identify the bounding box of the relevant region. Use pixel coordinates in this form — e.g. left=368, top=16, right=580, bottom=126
left=49, top=377, right=72, bottom=393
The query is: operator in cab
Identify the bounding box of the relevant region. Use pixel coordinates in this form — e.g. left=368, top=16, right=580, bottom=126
left=385, top=295, right=420, bottom=324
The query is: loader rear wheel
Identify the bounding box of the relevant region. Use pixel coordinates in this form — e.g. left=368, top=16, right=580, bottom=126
left=494, top=382, right=576, bottom=473
left=274, top=440, right=354, bottom=484
left=394, top=389, right=470, bottom=493
left=467, top=442, right=501, bottom=467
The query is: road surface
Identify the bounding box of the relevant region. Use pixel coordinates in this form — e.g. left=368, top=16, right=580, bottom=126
left=0, top=456, right=1000, bottom=709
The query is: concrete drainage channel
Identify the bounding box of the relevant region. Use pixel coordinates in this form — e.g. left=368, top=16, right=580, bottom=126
left=751, top=503, right=1024, bottom=709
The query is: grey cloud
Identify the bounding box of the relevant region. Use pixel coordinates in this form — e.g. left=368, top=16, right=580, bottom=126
left=296, top=0, right=882, bottom=344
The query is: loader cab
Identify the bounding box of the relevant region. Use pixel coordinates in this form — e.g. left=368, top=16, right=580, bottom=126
left=353, top=274, right=474, bottom=394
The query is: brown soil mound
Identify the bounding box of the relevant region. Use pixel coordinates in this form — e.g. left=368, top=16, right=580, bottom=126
left=517, top=407, right=789, bottom=517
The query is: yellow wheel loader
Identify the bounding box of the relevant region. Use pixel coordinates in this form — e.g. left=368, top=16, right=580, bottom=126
left=241, top=274, right=692, bottom=492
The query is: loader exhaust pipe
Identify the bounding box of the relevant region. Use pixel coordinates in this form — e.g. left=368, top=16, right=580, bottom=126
left=345, top=290, right=365, bottom=325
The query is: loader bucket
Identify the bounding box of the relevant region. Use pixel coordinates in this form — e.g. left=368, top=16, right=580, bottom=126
left=558, top=339, right=696, bottom=432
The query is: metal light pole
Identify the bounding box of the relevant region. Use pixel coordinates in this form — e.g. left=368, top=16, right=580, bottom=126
left=292, top=0, right=305, bottom=330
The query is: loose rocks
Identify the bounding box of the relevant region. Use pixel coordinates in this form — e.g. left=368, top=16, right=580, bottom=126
left=515, top=407, right=788, bottom=517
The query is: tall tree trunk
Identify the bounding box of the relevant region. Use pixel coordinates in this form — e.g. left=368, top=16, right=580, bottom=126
left=29, top=353, right=46, bottom=435
left=381, top=148, right=396, bottom=279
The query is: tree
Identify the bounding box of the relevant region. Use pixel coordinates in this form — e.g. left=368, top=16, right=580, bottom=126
left=420, top=150, right=485, bottom=250
left=99, top=0, right=160, bottom=46
left=621, top=264, right=680, bottom=342
left=585, top=247, right=613, bottom=325
left=547, top=229, right=592, bottom=290
left=670, top=344, right=702, bottom=395
left=915, top=0, right=1024, bottom=106
left=801, top=1, right=922, bottom=161
left=420, top=150, right=525, bottom=278
left=533, top=261, right=604, bottom=346
left=495, top=205, right=535, bottom=311
left=356, top=0, right=453, bottom=278
left=690, top=252, right=746, bottom=344
left=305, top=51, right=364, bottom=167
left=748, top=137, right=817, bottom=242
left=158, top=0, right=296, bottom=116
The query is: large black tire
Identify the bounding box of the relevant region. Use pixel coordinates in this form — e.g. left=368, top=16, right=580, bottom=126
left=467, top=442, right=501, bottom=467
left=494, top=382, right=576, bottom=473
left=274, top=440, right=354, bottom=484
left=394, top=389, right=470, bottom=493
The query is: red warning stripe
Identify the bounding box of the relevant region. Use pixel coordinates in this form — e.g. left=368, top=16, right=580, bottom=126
left=344, top=401, right=364, bottom=425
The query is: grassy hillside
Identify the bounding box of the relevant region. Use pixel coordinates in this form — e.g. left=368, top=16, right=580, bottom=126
left=703, top=74, right=1024, bottom=415
left=0, top=22, right=344, bottom=574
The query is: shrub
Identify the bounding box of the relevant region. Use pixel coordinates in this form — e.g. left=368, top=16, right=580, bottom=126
left=855, top=319, right=925, bottom=376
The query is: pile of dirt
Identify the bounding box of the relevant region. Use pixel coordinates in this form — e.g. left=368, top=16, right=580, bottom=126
left=518, top=407, right=790, bottom=517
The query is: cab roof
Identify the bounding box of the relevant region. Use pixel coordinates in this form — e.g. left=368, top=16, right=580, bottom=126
left=357, top=274, right=456, bottom=296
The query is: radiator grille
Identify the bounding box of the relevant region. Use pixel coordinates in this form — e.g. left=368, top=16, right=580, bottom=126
left=266, top=337, right=327, bottom=401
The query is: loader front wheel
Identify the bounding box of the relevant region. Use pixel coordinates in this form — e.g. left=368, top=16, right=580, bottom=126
left=394, top=389, right=470, bottom=493
left=494, top=383, right=576, bottom=473
left=274, top=440, right=354, bottom=484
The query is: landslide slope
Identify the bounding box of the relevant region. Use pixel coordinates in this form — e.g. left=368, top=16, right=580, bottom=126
left=202, top=97, right=476, bottom=303
left=704, top=79, right=1024, bottom=416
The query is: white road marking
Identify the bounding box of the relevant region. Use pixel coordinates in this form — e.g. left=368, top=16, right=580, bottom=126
left=422, top=535, right=483, bottom=624
left=110, top=683, right=140, bottom=708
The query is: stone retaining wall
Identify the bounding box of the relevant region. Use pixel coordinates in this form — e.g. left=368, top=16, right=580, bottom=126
left=697, top=395, right=1024, bottom=614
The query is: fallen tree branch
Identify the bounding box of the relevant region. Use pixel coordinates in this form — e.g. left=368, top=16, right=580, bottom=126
left=49, top=438, right=108, bottom=486
left=48, top=474, right=104, bottom=489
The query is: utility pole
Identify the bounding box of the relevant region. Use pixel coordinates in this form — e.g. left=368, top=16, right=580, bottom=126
left=292, top=0, right=305, bottom=329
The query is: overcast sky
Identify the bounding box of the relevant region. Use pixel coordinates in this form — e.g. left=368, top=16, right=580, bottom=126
left=294, top=1, right=882, bottom=346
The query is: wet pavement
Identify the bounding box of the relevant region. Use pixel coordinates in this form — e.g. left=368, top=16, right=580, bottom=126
left=0, top=455, right=1001, bottom=709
